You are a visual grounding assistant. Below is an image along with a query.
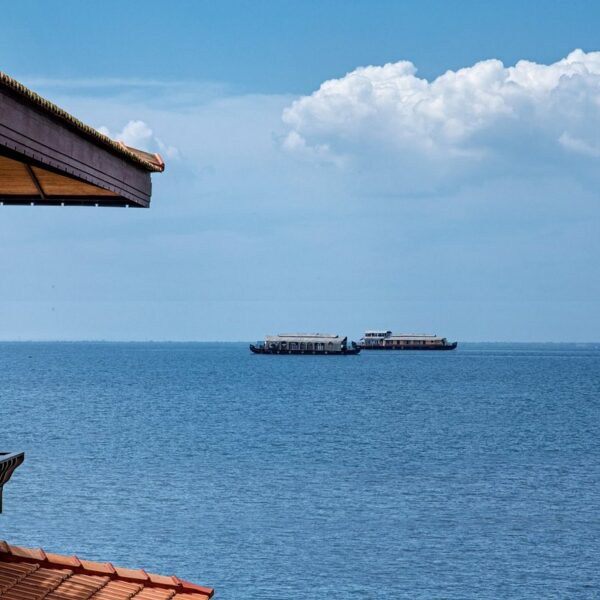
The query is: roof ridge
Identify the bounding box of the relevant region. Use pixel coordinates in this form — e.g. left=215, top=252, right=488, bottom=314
left=0, top=71, right=164, bottom=173
left=0, top=541, right=214, bottom=597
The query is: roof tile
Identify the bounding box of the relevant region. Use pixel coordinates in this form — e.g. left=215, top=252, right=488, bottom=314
left=88, top=579, right=142, bottom=599
left=113, top=567, right=148, bottom=582
left=0, top=542, right=214, bottom=599
left=132, top=589, right=176, bottom=600
left=45, top=573, right=109, bottom=599
left=0, top=566, right=68, bottom=599
left=7, top=544, right=46, bottom=561
left=179, top=581, right=214, bottom=596
left=78, top=561, right=116, bottom=576
left=146, top=573, right=178, bottom=587
left=44, top=553, right=82, bottom=568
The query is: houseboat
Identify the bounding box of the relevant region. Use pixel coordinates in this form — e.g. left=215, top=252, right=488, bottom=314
left=250, top=333, right=361, bottom=355
left=359, top=330, right=457, bottom=350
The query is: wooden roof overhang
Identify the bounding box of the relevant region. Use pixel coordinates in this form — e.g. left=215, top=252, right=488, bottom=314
left=0, top=72, right=164, bottom=208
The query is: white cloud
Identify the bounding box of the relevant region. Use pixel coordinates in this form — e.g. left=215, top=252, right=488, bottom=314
left=282, top=49, right=600, bottom=171
left=117, top=119, right=153, bottom=147
left=98, top=119, right=179, bottom=158
left=558, top=132, right=600, bottom=157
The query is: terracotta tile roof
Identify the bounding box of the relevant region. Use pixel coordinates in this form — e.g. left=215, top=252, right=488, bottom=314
left=0, top=541, right=214, bottom=599
left=0, top=71, right=164, bottom=173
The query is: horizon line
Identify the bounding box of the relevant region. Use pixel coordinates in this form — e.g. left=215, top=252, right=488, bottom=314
left=0, top=339, right=598, bottom=345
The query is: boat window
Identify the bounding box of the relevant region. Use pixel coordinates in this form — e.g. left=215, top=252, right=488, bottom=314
left=307, top=342, right=313, bottom=350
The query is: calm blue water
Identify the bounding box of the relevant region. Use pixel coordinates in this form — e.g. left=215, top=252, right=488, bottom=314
left=1, top=343, right=599, bottom=598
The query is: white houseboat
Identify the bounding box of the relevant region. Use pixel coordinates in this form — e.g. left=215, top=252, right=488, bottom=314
left=359, top=330, right=457, bottom=350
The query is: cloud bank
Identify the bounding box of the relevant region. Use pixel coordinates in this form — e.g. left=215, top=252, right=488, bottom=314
left=282, top=50, right=600, bottom=178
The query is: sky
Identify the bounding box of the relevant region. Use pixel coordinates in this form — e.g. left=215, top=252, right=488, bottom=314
left=1, top=0, right=599, bottom=341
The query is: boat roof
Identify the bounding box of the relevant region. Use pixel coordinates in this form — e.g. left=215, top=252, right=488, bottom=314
left=266, top=333, right=343, bottom=342
left=388, top=334, right=445, bottom=340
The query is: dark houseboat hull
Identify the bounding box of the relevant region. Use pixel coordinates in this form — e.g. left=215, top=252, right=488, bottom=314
left=359, top=342, right=458, bottom=351
left=250, top=344, right=360, bottom=355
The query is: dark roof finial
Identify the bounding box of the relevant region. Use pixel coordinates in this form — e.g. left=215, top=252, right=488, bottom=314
left=0, top=452, right=25, bottom=513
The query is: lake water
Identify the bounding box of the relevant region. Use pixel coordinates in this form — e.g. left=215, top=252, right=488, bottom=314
left=1, top=342, right=599, bottom=598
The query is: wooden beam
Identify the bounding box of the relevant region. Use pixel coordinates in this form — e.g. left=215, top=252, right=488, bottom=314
left=24, top=164, right=45, bottom=199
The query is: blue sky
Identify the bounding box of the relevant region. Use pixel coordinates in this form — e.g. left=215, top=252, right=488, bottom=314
left=1, top=0, right=599, bottom=341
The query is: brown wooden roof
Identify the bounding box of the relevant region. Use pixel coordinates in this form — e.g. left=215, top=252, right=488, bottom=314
left=0, top=71, right=165, bottom=208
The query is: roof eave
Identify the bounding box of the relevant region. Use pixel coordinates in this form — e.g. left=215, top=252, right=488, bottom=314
left=0, top=71, right=164, bottom=173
